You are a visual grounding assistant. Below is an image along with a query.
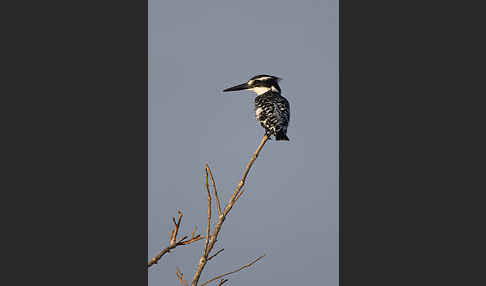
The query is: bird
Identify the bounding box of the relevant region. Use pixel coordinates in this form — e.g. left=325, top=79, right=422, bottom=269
left=223, top=74, right=290, bottom=141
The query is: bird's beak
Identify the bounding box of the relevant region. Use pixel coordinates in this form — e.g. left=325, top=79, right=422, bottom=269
left=223, top=82, right=250, bottom=92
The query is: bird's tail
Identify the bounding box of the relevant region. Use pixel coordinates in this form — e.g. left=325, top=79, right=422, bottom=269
left=275, top=130, right=289, bottom=141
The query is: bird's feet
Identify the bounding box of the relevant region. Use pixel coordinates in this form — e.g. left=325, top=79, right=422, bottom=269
left=264, top=131, right=273, bottom=140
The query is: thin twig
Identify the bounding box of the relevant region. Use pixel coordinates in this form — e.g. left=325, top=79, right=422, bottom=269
left=181, top=235, right=204, bottom=245
left=171, top=211, right=183, bottom=244
left=217, top=279, right=229, bottom=286
left=148, top=235, right=205, bottom=268
left=234, top=188, right=245, bottom=203
left=224, top=135, right=269, bottom=215
left=177, top=267, right=189, bottom=286
left=207, top=248, right=224, bottom=262
left=206, top=164, right=222, bottom=217
left=190, top=135, right=269, bottom=286
left=235, top=135, right=268, bottom=196
left=204, top=168, right=212, bottom=257
left=148, top=211, right=204, bottom=268
left=200, top=255, right=265, bottom=286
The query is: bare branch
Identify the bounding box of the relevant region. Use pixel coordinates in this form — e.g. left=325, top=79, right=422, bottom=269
left=171, top=211, right=183, bottom=245
left=203, top=168, right=212, bottom=257
left=217, top=279, right=229, bottom=286
left=177, top=267, right=189, bottom=286
left=206, top=164, right=222, bottom=217
left=235, top=135, right=268, bottom=197
left=181, top=234, right=204, bottom=245
left=191, top=135, right=269, bottom=286
left=207, top=248, right=224, bottom=262
left=147, top=211, right=204, bottom=268
left=224, top=135, right=269, bottom=216
left=234, top=189, right=245, bottom=203
left=200, top=255, right=265, bottom=286
left=147, top=246, right=172, bottom=268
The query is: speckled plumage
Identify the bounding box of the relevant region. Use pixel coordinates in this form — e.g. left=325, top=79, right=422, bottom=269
left=254, top=90, right=290, bottom=140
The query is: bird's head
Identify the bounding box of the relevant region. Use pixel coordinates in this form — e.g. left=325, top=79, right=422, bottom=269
left=223, top=74, right=281, bottom=95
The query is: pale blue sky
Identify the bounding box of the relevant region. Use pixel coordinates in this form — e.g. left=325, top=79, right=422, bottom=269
left=148, top=1, right=338, bottom=285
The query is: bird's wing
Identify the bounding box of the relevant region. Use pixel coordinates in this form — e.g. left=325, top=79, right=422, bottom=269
left=274, top=95, right=290, bottom=125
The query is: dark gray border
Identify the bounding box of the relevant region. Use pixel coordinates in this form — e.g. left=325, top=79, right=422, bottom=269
left=4, top=0, right=148, bottom=284
left=341, top=1, right=485, bottom=285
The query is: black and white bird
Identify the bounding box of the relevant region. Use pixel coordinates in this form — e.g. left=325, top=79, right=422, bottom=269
left=223, top=74, right=290, bottom=141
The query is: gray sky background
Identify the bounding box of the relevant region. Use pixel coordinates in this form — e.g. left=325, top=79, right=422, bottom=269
left=148, top=1, right=338, bottom=285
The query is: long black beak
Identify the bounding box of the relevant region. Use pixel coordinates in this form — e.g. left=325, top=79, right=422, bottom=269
left=223, top=82, right=250, bottom=92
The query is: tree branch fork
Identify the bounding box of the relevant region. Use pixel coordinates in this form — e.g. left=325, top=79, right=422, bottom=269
left=149, top=135, right=269, bottom=285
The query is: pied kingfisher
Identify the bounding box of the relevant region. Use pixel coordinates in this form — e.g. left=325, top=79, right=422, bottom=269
left=223, top=74, right=290, bottom=141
